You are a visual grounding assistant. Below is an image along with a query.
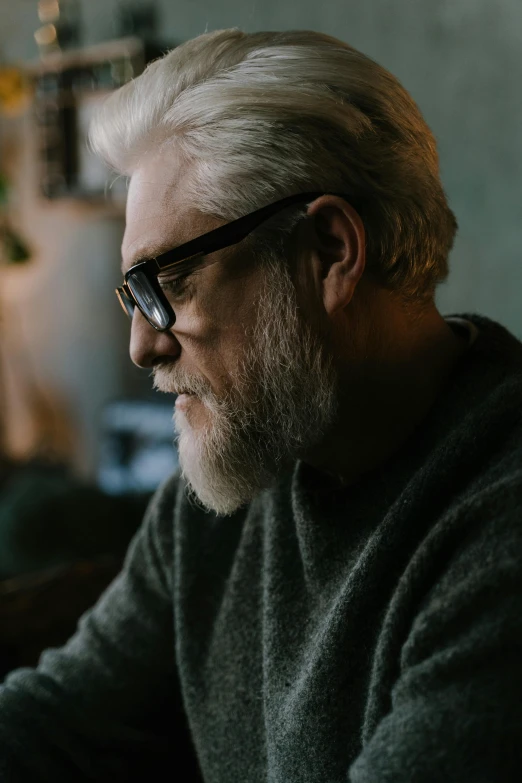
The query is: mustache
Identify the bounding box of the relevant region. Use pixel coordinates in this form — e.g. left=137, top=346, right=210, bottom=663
left=152, top=362, right=213, bottom=398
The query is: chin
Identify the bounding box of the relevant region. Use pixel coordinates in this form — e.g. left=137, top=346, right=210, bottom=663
left=173, top=408, right=272, bottom=517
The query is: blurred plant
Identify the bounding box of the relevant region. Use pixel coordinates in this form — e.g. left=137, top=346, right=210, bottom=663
left=0, top=62, right=33, bottom=264
left=0, top=172, right=31, bottom=265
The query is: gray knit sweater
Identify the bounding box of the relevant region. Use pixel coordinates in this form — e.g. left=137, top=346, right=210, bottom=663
left=1, top=313, right=521, bottom=782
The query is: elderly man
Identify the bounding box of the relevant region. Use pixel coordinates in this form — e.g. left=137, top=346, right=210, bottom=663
left=1, top=28, right=521, bottom=783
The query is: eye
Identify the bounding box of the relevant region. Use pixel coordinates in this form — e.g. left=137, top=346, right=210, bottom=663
left=159, top=273, right=192, bottom=298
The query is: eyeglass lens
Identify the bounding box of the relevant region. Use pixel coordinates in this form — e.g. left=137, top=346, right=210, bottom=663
left=126, top=269, right=171, bottom=330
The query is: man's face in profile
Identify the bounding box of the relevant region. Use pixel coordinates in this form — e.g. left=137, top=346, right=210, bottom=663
left=122, top=155, right=339, bottom=515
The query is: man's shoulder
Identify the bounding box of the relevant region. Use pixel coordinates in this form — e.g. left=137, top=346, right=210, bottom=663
left=431, top=314, right=522, bottom=475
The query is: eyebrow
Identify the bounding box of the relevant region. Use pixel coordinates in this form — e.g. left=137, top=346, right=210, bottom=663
left=120, top=242, right=174, bottom=275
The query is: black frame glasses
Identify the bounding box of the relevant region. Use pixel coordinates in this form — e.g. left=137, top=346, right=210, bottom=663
left=116, top=190, right=333, bottom=331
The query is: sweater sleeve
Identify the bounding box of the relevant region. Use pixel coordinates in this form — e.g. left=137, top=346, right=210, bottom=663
left=349, top=480, right=522, bottom=783
left=0, top=473, right=197, bottom=782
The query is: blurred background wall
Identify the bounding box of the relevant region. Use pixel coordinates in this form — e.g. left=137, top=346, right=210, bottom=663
left=0, top=0, right=521, bottom=480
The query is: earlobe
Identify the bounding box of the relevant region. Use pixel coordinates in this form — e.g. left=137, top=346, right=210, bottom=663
left=323, top=264, right=358, bottom=314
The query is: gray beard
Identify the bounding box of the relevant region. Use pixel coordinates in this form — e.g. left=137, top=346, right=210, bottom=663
left=153, top=259, right=338, bottom=515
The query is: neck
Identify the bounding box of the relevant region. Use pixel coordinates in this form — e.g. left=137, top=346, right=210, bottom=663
left=303, top=301, right=470, bottom=487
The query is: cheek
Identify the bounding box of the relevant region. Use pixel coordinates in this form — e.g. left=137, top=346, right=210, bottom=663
left=172, top=314, right=241, bottom=398
left=173, top=265, right=260, bottom=388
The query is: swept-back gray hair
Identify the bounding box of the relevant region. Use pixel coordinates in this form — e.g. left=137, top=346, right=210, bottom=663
left=89, top=28, right=457, bottom=303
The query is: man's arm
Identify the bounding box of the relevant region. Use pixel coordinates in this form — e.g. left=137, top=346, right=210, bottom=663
left=349, top=479, right=522, bottom=783
left=0, top=473, right=198, bottom=781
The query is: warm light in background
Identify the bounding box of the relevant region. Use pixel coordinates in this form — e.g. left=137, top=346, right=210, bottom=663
left=34, top=24, right=58, bottom=47
left=0, top=68, right=33, bottom=118
left=38, top=0, right=61, bottom=24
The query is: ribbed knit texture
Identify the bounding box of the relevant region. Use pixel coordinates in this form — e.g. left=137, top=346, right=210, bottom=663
left=1, top=313, right=521, bottom=782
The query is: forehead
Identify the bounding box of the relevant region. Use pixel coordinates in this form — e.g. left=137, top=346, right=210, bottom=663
left=121, top=153, right=196, bottom=273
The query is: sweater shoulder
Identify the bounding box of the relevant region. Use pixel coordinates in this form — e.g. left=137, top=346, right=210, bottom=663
left=401, top=466, right=522, bottom=669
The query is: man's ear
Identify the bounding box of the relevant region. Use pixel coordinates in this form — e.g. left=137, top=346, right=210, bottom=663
left=306, top=195, right=366, bottom=315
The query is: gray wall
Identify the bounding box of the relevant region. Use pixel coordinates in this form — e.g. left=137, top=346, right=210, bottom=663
left=1, top=0, right=521, bottom=472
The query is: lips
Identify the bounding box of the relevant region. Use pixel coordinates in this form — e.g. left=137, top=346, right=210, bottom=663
left=175, top=392, right=195, bottom=410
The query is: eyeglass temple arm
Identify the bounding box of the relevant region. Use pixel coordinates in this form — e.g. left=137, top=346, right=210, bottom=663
left=154, top=191, right=325, bottom=272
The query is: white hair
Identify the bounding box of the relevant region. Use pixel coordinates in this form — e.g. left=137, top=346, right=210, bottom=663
left=89, top=28, right=457, bottom=302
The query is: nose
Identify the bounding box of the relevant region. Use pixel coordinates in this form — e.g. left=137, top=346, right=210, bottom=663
left=129, top=308, right=181, bottom=368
